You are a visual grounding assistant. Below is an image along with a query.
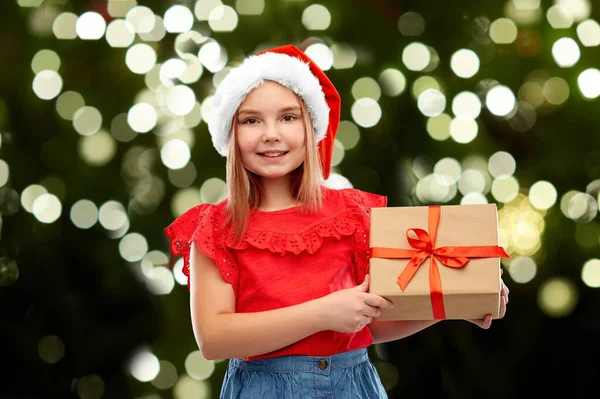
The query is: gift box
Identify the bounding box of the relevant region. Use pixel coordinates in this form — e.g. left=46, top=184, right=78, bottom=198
left=368, top=204, right=509, bottom=321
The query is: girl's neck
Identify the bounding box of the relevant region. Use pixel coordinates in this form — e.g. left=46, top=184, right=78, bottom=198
left=257, top=175, right=298, bottom=211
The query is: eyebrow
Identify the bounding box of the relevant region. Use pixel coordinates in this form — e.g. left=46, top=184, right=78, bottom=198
left=237, top=106, right=302, bottom=116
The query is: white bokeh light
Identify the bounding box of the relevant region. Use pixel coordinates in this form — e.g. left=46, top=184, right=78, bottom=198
left=33, top=70, right=63, bottom=100
left=70, top=199, right=98, bottom=229
left=302, top=4, right=331, bottom=30
left=106, top=19, right=135, bottom=47
left=161, top=139, right=191, bottom=170
left=32, top=194, right=62, bottom=224
left=304, top=43, right=334, bottom=71
left=529, top=180, right=558, bottom=210
left=452, top=91, right=481, bottom=119
left=417, top=89, right=446, bottom=117
left=402, top=42, right=430, bottom=71
left=552, top=37, right=581, bottom=67
left=166, top=85, right=196, bottom=116
left=128, top=103, right=157, bottom=133
left=486, top=85, right=517, bottom=116
left=129, top=349, right=160, bottom=382
left=76, top=12, right=106, bottom=40
left=450, top=49, right=480, bottom=79
left=577, top=68, right=600, bottom=99
left=126, top=44, right=157, bottom=74
left=164, top=5, right=194, bottom=33
left=351, top=98, right=382, bottom=128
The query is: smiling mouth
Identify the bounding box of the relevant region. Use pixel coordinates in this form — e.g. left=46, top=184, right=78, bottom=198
left=258, top=151, right=288, bottom=157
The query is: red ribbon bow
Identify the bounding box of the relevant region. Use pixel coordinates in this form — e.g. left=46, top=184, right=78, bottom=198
left=370, top=206, right=510, bottom=319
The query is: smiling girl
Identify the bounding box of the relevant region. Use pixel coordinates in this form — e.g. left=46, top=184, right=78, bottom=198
left=165, top=44, right=508, bottom=398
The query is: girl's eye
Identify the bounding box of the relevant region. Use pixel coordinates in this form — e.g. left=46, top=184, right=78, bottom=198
left=243, top=118, right=258, bottom=124
left=282, top=115, right=297, bottom=122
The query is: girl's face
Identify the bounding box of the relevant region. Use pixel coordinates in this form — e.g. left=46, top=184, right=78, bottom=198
left=235, top=81, right=307, bottom=181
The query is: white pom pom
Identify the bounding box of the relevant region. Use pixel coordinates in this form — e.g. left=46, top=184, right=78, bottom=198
left=323, top=173, right=353, bottom=189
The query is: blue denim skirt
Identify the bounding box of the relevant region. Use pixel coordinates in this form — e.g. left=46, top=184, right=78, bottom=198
left=219, top=348, right=388, bottom=398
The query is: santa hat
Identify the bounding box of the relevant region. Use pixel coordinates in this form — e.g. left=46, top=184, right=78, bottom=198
left=208, top=44, right=341, bottom=180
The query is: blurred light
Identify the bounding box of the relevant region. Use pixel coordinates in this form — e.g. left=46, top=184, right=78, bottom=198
left=236, top=0, right=265, bottom=15
left=32, top=194, right=62, bottom=224
left=488, top=151, right=516, bottom=178
left=304, top=43, right=333, bottom=71
left=75, top=374, right=105, bottom=399
left=331, top=140, right=345, bottom=167
left=184, top=102, right=203, bottom=128
left=173, top=376, right=211, bottom=399
left=152, top=360, right=178, bottom=390
left=128, top=103, right=157, bottom=133
left=73, top=106, right=102, bottom=136
left=209, top=5, right=238, bottom=31
left=185, top=351, right=215, bottom=380
left=398, top=11, right=425, bottom=36
left=491, top=176, right=519, bottom=203
left=547, top=5, right=573, bottom=28
left=461, top=192, right=488, bottom=205
left=411, top=76, right=441, bottom=98
left=412, top=156, right=432, bottom=179
left=529, top=181, right=557, bottom=210
left=378, top=68, right=406, bottom=97
left=458, top=169, right=486, bottom=194
left=52, top=12, right=78, bottom=39
left=111, top=113, right=137, bottom=142
left=21, top=184, right=47, bottom=213
left=126, top=6, right=156, bottom=33
left=99, top=200, right=128, bottom=231
left=351, top=77, right=381, bottom=101
left=106, top=19, right=135, bottom=47
left=426, top=113, right=451, bottom=141
left=581, top=259, right=600, bottom=288
left=351, top=98, right=382, bottom=128
left=518, top=81, right=545, bottom=108
left=489, top=18, right=518, bottom=44
left=33, top=70, right=63, bottom=100
left=161, top=139, right=191, bottom=170
left=138, top=15, right=166, bottom=42
left=195, top=0, right=223, bottom=20
left=331, top=43, right=357, bottom=69
left=126, top=44, right=157, bottom=74
left=129, top=349, right=160, bottom=382
left=415, top=174, right=452, bottom=203
left=555, top=0, right=591, bottom=21
left=200, top=177, right=227, bottom=204
left=417, top=89, right=446, bottom=117
left=336, top=121, right=360, bottom=150
left=543, top=77, right=570, bottom=105
left=173, top=258, right=188, bottom=285
left=76, top=12, right=106, bottom=40
left=552, top=37, right=580, bottom=67
left=505, top=0, right=542, bottom=25
left=0, top=160, right=8, bottom=187
left=32, top=49, right=60, bottom=74
left=451, top=91, right=481, bottom=119
left=18, top=0, right=43, bottom=6
left=0, top=188, right=21, bottom=216
left=179, top=56, right=204, bottom=85
left=37, top=335, right=65, bottom=364
left=171, top=188, right=201, bottom=217
left=201, top=96, right=213, bottom=124
left=538, top=277, right=578, bottom=317
left=566, top=192, right=597, bottom=222
left=164, top=5, right=194, bottom=33
left=56, top=91, right=85, bottom=120
left=0, top=257, right=19, bottom=287
left=198, top=42, right=227, bottom=73
left=146, top=266, right=176, bottom=295
left=485, top=85, right=516, bottom=116
left=175, top=31, right=207, bottom=58
left=78, top=130, right=117, bottom=166
left=507, top=101, right=536, bottom=132
left=576, top=19, right=600, bottom=46
left=168, top=162, right=197, bottom=188
left=449, top=118, right=478, bottom=144
left=434, top=158, right=461, bottom=185
left=160, top=58, right=187, bottom=84
left=450, top=49, right=480, bottom=79
left=402, top=42, right=430, bottom=71
left=302, top=4, right=331, bottom=30
left=166, top=85, right=196, bottom=116
left=108, top=0, right=137, bottom=18
left=577, top=68, right=600, bottom=98
left=508, top=256, right=537, bottom=283
left=70, top=200, right=98, bottom=229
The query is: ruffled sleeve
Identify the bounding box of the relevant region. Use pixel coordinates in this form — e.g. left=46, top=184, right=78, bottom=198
left=340, top=188, right=387, bottom=285
left=164, top=204, right=238, bottom=292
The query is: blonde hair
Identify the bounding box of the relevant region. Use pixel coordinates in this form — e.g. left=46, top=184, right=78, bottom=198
left=224, top=98, right=323, bottom=242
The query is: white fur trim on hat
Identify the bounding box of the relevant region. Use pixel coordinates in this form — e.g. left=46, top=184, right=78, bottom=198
left=209, top=52, right=330, bottom=156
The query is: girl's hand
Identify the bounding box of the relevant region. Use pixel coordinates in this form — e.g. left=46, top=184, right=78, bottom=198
left=319, top=275, right=394, bottom=333
left=467, top=269, right=509, bottom=329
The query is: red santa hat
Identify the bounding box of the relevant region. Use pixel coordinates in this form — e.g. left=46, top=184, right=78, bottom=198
left=208, top=44, right=340, bottom=180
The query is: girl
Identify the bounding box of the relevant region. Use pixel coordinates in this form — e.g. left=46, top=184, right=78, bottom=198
left=165, top=44, right=509, bottom=398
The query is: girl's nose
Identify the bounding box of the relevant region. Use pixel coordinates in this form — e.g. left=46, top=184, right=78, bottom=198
left=262, top=122, right=281, bottom=142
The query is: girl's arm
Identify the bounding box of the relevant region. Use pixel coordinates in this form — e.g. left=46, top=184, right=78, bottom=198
left=189, top=244, right=329, bottom=360
left=367, top=320, right=440, bottom=344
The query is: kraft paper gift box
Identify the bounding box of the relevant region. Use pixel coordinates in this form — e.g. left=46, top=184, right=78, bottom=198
left=368, top=204, right=510, bottom=321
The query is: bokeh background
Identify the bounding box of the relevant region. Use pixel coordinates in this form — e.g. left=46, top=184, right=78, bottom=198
left=1, top=0, right=599, bottom=398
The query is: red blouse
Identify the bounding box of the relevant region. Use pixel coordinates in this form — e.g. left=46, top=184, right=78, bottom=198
left=165, top=187, right=387, bottom=361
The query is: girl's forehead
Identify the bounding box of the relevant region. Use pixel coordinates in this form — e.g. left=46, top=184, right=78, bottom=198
left=241, top=81, right=300, bottom=107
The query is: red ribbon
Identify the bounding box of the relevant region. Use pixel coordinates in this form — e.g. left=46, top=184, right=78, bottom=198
left=370, top=206, right=510, bottom=319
